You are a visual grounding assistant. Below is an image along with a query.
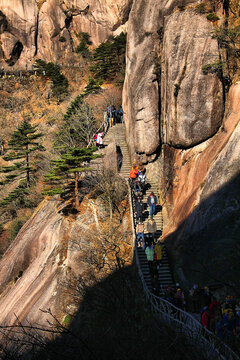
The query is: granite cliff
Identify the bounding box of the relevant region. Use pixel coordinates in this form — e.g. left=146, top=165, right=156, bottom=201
left=0, top=0, right=132, bottom=69
left=0, top=0, right=239, bottom=329
left=123, top=0, right=240, bottom=287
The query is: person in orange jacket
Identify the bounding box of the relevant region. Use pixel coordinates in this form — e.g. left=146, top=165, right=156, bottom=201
left=129, top=163, right=138, bottom=187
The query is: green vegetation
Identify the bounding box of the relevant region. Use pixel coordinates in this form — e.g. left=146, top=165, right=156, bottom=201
left=75, top=32, right=92, bottom=57
left=0, top=119, right=44, bottom=208
left=178, top=4, right=186, bottom=11
left=34, top=59, right=69, bottom=100
left=206, top=12, right=220, bottom=21
left=202, top=60, right=225, bottom=75
left=90, top=32, right=126, bottom=81
left=83, top=77, right=102, bottom=96
left=55, top=97, right=97, bottom=150
left=9, top=216, right=29, bottom=240
left=43, top=147, right=102, bottom=209
left=63, top=314, right=72, bottom=325
left=59, top=36, right=66, bottom=43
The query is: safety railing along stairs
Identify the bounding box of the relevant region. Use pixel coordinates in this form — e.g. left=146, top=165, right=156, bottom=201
left=103, top=123, right=240, bottom=360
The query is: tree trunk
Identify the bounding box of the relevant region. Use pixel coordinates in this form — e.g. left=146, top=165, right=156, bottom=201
left=75, top=172, right=80, bottom=209
left=26, top=145, right=30, bottom=186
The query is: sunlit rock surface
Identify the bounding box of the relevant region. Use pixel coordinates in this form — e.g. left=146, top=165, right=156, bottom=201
left=0, top=0, right=132, bottom=69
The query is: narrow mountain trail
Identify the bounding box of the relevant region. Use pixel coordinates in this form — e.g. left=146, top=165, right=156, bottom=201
left=104, top=123, right=174, bottom=293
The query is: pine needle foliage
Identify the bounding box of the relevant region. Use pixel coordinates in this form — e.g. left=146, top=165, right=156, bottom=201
left=43, top=146, right=102, bottom=209
left=34, top=59, right=69, bottom=99
left=0, top=119, right=44, bottom=207
left=90, top=32, right=126, bottom=81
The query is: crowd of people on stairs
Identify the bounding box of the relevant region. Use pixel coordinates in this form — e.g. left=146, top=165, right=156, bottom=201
left=129, top=161, right=164, bottom=296
left=105, top=105, right=123, bottom=127
left=129, top=162, right=240, bottom=348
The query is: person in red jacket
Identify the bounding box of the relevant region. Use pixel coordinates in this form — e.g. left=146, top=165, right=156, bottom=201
left=201, top=307, right=210, bottom=329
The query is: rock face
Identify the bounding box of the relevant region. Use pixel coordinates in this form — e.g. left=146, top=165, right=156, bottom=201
left=0, top=193, right=131, bottom=326
left=161, top=10, right=224, bottom=148
left=0, top=0, right=132, bottom=69
left=123, top=0, right=239, bottom=289
left=0, top=0, right=38, bottom=68
left=161, top=84, right=240, bottom=287
left=123, top=0, right=224, bottom=159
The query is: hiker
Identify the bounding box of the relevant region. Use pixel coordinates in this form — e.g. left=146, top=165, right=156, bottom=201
left=136, top=220, right=144, bottom=248
left=189, top=284, right=201, bottom=313
left=146, top=218, right=157, bottom=240
left=174, top=288, right=186, bottom=310
left=135, top=196, right=144, bottom=223
left=93, top=134, right=97, bottom=146
left=103, top=110, right=108, bottom=131
left=119, top=105, right=123, bottom=123
left=201, top=307, right=210, bottom=329
left=154, top=242, right=164, bottom=269
left=147, top=191, right=158, bottom=219
left=112, top=106, right=117, bottom=125
left=129, top=163, right=138, bottom=187
left=138, top=171, right=147, bottom=192
left=145, top=244, right=154, bottom=274
left=133, top=179, right=143, bottom=199
left=96, top=132, right=104, bottom=148
left=108, top=106, right=114, bottom=127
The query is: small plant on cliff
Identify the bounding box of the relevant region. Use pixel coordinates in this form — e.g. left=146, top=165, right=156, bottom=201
left=75, top=32, right=92, bottom=57
left=0, top=119, right=44, bottom=208
left=206, top=12, right=220, bottom=21
left=202, top=60, right=225, bottom=75
left=34, top=59, right=68, bottom=101
left=42, top=147, right=102, bottom=209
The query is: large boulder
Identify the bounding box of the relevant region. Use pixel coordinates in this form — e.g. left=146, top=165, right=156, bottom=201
left=161, top=10, right=224, bottom=148
left=123, top=0, right=198, bottom=160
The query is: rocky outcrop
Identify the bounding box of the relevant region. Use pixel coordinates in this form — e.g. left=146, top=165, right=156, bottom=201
left=0, top=194, right=131, bottom=326
left=0, top=0, right=38, bottom=68
left=0, top=0, right=132, bottom=69
left=161, top=10, right=224, bottom=148
left=123, top=0, right=224, bottom=159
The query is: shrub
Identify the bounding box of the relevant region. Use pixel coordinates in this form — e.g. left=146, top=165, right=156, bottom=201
left=9, top=217, right=29, bottom=241
left=202, top=61, right=224, bottom=75
left=178, top=5, right=185, bottom=11
left=206, top=13, right=220, bottom=21
left=75, top=32, right=91, bottom=57
left=59, top=36, right=66, bottom=43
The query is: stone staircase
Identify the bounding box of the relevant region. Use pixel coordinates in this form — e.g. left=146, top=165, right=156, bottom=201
left=104, top=123, right=174, bottom=293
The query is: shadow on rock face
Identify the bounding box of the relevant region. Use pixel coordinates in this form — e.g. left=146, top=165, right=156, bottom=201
left=165, top=172, right=240, bottom=294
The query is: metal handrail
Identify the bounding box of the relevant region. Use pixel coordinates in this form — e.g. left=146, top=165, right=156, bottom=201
left=128, top=185, right=239, bottom=360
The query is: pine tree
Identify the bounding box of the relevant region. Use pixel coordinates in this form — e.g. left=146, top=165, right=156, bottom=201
left=0, top=119, right=44, bottom=207
left=43, top=147, right=102, bottom=209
